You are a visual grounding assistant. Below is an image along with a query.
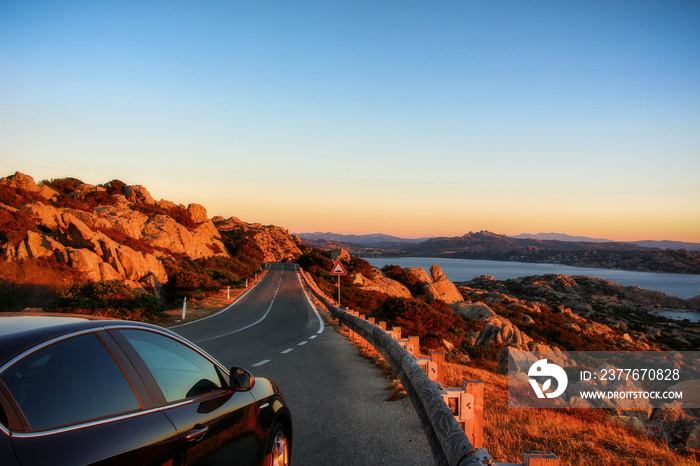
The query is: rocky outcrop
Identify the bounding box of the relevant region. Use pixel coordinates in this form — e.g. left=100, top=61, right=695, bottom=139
left=351, top=267, right=412, bottom=298
left=453, top=302, right=497, bottom=320
left=1, top=172, right=299, bottom=291
left=458, top=273, right=698, bottom=351
left=214, top=216, right=302, bottom=263
left=330, top=248, right=351, bottom=262
left=123, top=185, right=155, bottom=205
left=475, top=315, right=532, bottom=348
left=688, top=295, right=700, bottom=309
left=404, top=265, right=464, bottom=304
left=253, top=226, right=302, bottom=263
left=1, top=172, right=59, bottom=200
left=2, top=204, right=170, bottom=288
left=140, top=214, right=223, bottom=259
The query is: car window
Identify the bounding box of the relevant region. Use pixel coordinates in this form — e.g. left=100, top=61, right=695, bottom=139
left=0, top=333, right=141, bottom=431
left=120, top=330, right=224, bottom=403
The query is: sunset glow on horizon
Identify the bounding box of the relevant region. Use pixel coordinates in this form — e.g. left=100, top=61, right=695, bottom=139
left=2, top=1, right=699, bottom=243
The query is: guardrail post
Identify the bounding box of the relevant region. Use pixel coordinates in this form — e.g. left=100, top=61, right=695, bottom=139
left=430, top=351, right=445, bottom=385
left=359, top=314, right=369, bottom=348
left=436, top=380, right=484, bottom=450
left=524, top=451, right=559, bottom=465
left=463, top=381, right=484, bottom=449
left=417, top=357, right=439, bottom=381
left=408, top=336, right=420, bottom=357
left=378, top=321, right=387, bottom=331
left=348, top=310, right=357, bottom=342
left=392, top=326, right=402, bottom=340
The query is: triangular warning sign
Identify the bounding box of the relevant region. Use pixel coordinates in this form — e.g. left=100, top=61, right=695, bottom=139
left=330, top=260, right=348, bottom=275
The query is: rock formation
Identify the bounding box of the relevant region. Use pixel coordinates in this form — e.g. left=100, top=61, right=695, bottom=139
left=1, top=172, right=302, bottom=292
left=404, top=265, right=464, bottom=304
left=351, top=267, right=412, bottom=299
left=213, top=216, right=303, bottom=263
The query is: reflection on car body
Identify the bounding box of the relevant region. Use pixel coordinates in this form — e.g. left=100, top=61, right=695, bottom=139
left=0, top=314, right=291, bottom=465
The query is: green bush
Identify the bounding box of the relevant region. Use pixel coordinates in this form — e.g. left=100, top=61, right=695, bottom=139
left=0, top=184, right=46, bottom=208
left=0, top=208, right=37, bottom=245
left=48, top=280, right=165, bottom=321
left=338, top=287, right=388, bottom=314
left=42, top=177, right=84, bottom=195
left=381, top=264, right=424, bottom=297
left=376, top=297, right=467, bottom=350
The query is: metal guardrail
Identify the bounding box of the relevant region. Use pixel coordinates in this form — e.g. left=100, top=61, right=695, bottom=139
left=299, top=268, right=483, bottom=466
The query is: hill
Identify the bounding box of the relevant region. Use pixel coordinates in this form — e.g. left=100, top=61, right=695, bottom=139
left=298, top=230, right=700, bottom=274
left=403, top=231, right=700, bottom=274
left=513, top=232, right=700, bottom=251
left=0, top=172, right=303, bottom=311
left=296, top=232, right=431, bottom=249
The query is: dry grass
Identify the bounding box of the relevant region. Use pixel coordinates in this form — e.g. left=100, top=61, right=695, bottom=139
left=443, top=362, right=697, bottom=466
left=299, top=279, right=698, bottom=465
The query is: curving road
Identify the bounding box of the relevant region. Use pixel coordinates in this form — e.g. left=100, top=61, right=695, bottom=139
left=172, top=263, right=433, bottom=465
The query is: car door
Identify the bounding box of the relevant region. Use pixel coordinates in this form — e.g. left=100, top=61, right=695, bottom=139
left=116, top=328, right=261, bottom=466
left=0, top=331, right=181, bottom=466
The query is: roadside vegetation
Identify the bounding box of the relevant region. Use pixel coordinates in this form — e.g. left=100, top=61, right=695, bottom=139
left=445, top=364, right=698, bottom=466
left=297, top=247, right=699, bottom=465
left=298, top=248, right=471, bottom=352
left=48, top=280, right=165, bottom=321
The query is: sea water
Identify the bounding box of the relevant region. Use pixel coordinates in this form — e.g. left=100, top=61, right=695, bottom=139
left=364, top=257, right=700, bottom=300
left=364, top=257, right=700, bottom=322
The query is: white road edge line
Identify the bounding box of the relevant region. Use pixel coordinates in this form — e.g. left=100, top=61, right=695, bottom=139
left=172, top=271, right=266, bottom=329
left=194, top=299, right=275, bottom=343
left=297, top=270, right=325, bottom=334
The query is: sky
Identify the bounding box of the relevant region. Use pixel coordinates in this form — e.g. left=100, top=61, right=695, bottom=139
left=2, top=1, right=699, bottom=242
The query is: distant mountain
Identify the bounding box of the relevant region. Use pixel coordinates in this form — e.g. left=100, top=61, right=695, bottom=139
left=513, top=233, right=700, bottom=251
left=631, top=240, right=700, bottom=251
left=511, top=232, right=615, bottom=243
left=295, top=232, right=432, bottom=248
left=408, top=230, right=644, bottom=255
left=402, top=231, right=700, bottom=274
left=296, top=230, right=700, bottom=274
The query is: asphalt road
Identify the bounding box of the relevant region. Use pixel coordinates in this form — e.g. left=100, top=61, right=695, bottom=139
left=172, top=263, right=434, bottom=465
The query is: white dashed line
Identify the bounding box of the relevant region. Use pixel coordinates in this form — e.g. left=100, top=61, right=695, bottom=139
left=194, top=299, right=276, bottom=343
left=252, top=360, right=270, bottom=367
left=281, top=348, right=294, bottom=354
left=309, top=335, right=317, bottom=339
left=297, top=341, right=308, bottom=346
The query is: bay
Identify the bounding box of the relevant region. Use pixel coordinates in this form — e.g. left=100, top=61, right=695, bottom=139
left=364, top=257, right=700, bottom=300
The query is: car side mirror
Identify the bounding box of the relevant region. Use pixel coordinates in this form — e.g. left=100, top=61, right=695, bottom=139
left=230, top=367, right=255, bottom=391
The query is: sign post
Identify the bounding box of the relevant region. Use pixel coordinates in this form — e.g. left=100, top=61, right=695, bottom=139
left=330, top=259, right=348, bottom=306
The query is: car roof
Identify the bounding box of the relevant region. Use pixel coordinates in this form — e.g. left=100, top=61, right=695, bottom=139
left=0, top=313, right=162, bottom=367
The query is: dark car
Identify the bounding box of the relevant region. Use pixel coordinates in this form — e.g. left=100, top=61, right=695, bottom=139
left=0, top=314, right=291, bottom=465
